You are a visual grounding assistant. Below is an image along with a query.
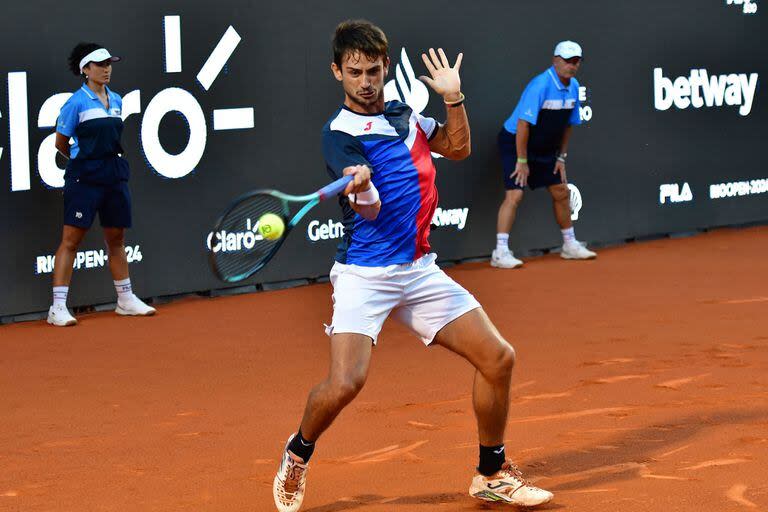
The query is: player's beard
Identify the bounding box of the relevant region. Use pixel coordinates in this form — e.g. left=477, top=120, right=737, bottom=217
left=349, top=87, right=383, bottom=111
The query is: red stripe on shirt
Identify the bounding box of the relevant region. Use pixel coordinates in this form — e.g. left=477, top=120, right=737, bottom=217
left=410, top=125, right=438, bottom=260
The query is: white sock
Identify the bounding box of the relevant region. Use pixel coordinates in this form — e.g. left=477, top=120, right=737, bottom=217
left=114, top=278, right=133, bottom=302
left=561, top=227, right=576, bottom=245
left=496, top=233, right=509, bottom=253
left=52, top=286, right=69, bottom=307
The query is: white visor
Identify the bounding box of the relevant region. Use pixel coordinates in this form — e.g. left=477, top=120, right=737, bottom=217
left=79, top=48, right=120, bottom=73
left=553, top=41, right=583, bottom=60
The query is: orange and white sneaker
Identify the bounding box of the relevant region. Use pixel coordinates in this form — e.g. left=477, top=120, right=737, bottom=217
left=469, top=461, right=553, bottom=507
left=273, top=435, right=308, bottom=512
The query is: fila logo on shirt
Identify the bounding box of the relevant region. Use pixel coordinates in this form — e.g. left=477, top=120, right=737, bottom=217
left=364, top=121, right=372, bottom=131
left=659, top=183, right=693, bottom=204
left=726, top=0, right=758, bottom=15
left=653, top=68, right=759, bottom=116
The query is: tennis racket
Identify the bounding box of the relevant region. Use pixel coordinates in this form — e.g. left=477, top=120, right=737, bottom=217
left=209, top=174, right=353, bottom=282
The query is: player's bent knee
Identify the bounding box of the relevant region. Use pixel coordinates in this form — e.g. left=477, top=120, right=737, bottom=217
left=479, top=336, right=515, bottom=383
left=331, top=374, right=366, bottom=404
left=496, top=342, right=516, bottom=376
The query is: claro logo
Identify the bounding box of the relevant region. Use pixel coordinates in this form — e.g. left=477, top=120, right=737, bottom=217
left=4, top=15, right=254, bottom=191
left=653, top=68, right=759, bottom=116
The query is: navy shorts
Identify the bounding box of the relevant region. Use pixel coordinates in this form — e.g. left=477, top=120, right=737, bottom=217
left=63, top=178, right=132, bottom=229
left=498, top=129, right=564, bottom=190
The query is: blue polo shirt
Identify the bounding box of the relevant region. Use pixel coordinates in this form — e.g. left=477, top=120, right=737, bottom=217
left=56, top=84, right=124, bottom=160
left=502, top=66, right=581, bottom=154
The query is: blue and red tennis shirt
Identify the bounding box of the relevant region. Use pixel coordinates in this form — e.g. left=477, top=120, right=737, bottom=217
left=322, top=100, right=439, bottom=267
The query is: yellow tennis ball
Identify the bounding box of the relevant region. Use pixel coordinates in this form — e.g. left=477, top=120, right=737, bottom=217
left=258, top=213, right=285, bottom=241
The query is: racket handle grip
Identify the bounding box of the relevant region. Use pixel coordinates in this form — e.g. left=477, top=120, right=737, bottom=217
left=317, top=175, right=353, bottom=200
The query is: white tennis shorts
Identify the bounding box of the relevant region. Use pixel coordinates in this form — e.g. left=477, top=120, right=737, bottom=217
left=325, top=253, right=481, bottom=344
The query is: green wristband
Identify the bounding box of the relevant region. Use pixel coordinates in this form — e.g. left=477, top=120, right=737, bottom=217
left=516, top=158, right=528, bottom=164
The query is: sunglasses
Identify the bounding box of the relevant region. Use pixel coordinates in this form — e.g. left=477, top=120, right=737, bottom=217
left=561, top=57, right=582, bottom=65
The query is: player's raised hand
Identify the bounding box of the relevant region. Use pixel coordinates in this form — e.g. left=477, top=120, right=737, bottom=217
left=419, top=48, right=463, bottom=102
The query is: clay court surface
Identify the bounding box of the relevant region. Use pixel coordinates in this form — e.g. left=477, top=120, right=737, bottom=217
left=2, top=226, right=767, bottom=511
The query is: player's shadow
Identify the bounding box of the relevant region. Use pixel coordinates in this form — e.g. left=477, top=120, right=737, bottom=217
left=304, top=492, right=564, bottom=511
left=303, top=408, right=766, bottom=511
left=522, top=407, right=768, bottom=492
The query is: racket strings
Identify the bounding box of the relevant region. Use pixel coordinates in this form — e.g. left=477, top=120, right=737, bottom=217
left=210, top=193, right=287, bottom=281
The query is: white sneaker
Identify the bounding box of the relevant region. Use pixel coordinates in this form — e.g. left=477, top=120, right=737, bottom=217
left=561, top=241, right=597, bottom=260
left=491, top=249, right=523, bottom=269
left=273, top=434, right=308, bottom=512
left=470, top=461, right=554, bottom=507
left=47, top=303, right=77, bottom=326
left=115, top=294, right=156, bottom=316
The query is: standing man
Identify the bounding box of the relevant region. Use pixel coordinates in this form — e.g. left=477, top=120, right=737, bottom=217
left=492, top=41, right=596, bottom=269
left=272, top=20, right=553, bottom=511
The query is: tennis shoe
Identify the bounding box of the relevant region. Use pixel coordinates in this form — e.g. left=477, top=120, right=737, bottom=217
left=115, top=294, right=156, bottom=316
left=47, top=303, right=77, bottom=326
left=273, top=434, right=308, bottom=512
left=491, top=249, right=523, bottom=269
left=561, top=241, right=597, bottom=260
left=469, top=461, right=553, bottom=507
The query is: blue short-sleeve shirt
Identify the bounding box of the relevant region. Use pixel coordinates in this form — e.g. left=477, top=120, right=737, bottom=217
left=321, top=101, right=439, bottom=267
left=502, top=66, right=581, bottom=154
left=56, top=84, right=124, bottom=160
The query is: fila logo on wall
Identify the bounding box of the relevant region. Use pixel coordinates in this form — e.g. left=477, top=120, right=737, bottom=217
left=659, top=183, right=693, bottom=204
left=653, top=68, right=759, bottom=116
left=4, top=15, right=255, bottom=191
left=726, top=0, right=758, bottom=14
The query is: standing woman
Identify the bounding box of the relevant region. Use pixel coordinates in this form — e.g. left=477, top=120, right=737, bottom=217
left=47, top=42, right=155, bottom=326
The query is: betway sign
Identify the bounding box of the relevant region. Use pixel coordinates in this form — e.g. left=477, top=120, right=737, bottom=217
left=653, top=68, right=758, bottom=116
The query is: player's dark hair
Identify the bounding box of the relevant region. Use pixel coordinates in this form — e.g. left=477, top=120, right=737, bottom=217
left=332, top=20, right=388, bottom=68
left=68, top=42, right=102, bottom=77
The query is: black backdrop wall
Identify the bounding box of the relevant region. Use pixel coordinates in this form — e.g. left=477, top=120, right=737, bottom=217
left=1, top=0, right=765, bottom=316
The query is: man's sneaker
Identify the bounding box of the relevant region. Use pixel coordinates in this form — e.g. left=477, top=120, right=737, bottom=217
left=491, top=249, right=523, bottom=269
left=273, top=435, right=308, bottom=512
left=470, top=461, right=553, bottom=507
left=115, top=294, right=156, bottom=316
left=47, top=304, right=77, bottom=326
left=561, top=241, right=597, bottom=260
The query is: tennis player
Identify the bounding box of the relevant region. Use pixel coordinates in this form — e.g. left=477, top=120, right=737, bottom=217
left=272, top=20, right=553, bottom=511
left=491, top=41, right=596, bottom=269
left=47, top=42, right=155, bottom=326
